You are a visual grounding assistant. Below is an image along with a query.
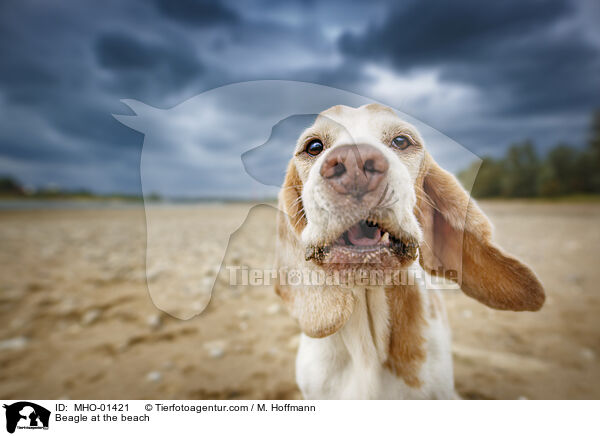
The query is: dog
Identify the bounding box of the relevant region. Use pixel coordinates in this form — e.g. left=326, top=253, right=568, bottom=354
left=274, top=103, right=545, bottom=399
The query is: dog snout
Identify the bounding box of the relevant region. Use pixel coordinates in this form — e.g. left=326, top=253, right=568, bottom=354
left=320, top=144, right=389, bottom=198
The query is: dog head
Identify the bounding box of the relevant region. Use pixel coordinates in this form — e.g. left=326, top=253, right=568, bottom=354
left=277, top=103, right=545, bottom=337
left=288, top=103, right=424, bottom=270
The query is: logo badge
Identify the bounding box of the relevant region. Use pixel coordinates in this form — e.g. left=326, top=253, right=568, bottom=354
left=3, top=402, right=50, bottom=434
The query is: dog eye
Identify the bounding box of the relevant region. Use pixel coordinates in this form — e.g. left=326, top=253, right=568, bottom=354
left=305, top=140, right=324, bottom=156
left=391, top=135, right=411, bottom=150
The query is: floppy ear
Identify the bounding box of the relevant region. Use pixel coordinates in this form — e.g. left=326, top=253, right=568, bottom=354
left=416, top=153, right=545, bottom=311
left=275, top=161, right=355, bottom=338
left=280, top=160, right=306, bottom=234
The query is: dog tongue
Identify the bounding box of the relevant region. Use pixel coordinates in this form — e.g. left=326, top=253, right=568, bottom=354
left=347, top=222, right=381, bottom=246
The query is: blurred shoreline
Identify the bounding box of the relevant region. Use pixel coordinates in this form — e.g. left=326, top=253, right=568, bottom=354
left=0, top=198, right=278, bottom=211
left=0, top=195, right=598, bottom=211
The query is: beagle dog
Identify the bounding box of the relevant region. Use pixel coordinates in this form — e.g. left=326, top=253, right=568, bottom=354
left=275, top=103, right=545, bottom=399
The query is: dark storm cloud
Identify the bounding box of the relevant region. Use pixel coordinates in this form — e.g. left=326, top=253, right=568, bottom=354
left=340, top=0, right=600, bottom=115
left=340, top=0, right=571, bottom=64
left=0, top=61, right=58, bottom=89
left=96, top=33, right=169, bottom=70
left=154, top=0, right=239, bottom=26
left=0, top=1, right=218, bottom=193
left=94, top=31, right=205, bottom=101
left=0, top=0, right=597, bottom=195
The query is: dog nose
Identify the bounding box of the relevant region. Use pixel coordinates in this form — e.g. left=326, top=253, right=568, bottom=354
left=320, top=144, right=388, bottom=197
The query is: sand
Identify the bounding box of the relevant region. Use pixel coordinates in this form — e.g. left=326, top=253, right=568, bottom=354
left=0, top=201, right=599, bottom=399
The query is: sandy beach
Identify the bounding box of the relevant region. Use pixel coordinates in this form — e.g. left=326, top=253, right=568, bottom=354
left=1, top=201, right=599, bottom=399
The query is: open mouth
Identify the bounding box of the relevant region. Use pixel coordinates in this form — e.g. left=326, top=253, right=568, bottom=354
left=305, top=219, right=419, bottom=266
left=338, top=219, right=387, bottom=247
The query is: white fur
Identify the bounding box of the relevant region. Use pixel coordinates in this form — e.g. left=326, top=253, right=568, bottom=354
left=295, top=263, right=456, bottom=400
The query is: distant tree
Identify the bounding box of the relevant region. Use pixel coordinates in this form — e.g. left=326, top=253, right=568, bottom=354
left=147, top=192, right=162, bottom=202
left=458, top=158, right=504, bottom=198
left=587, top=110, right=600, bottom=192
left=537, top=144, right=582, bottom=196
left=0, top=175, right=24, bottom=195
left=589, top=110, right=600, bottom=156
left=500, top=141, right=540, bottom=197
left=460, top=110, right=600, bottom=199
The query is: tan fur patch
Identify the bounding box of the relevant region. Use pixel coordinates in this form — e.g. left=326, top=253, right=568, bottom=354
left=363, top=103, right=396, bottom=115
left=384, top=285, right=427, bottom=388
left=320, top=104, right=346, bottom=116
left=281, top=160, right=306, bottom=235
left=460, top=231, right=546, bottom=310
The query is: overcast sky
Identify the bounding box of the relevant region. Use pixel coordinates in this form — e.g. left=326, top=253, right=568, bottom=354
left=1, top=0, right=599, bottom=197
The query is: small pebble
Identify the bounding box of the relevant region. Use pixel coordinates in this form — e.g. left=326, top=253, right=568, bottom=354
left=237, top=309, right=253, bottom=319
left=580, top=348, right=596, bottom=361
left=209, top=348, right=225, bottom=359
left=0, top=336, right=28, bottom=351
left=266, top=303, right=282, bottom=315
left=146, top=314, right=162, bottom=329
left=81, top=309, right=101, bottom=325
left=146, top=371, right=162, bottom=382
left=204, top=340, right=227, bottom=359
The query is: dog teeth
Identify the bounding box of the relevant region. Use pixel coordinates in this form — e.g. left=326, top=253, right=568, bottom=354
left=380, top=232, right=390, bottom=244
left=404, top=239, right=419, bottom=260
left=305, top=245, right=330, bottom=262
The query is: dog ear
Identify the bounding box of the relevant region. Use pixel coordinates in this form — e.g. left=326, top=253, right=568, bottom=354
left=275, top=161, right=354, bottom=337
left=415, top=153, right=545, bottom=311
left=280, top=160, right=307, bottom=235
